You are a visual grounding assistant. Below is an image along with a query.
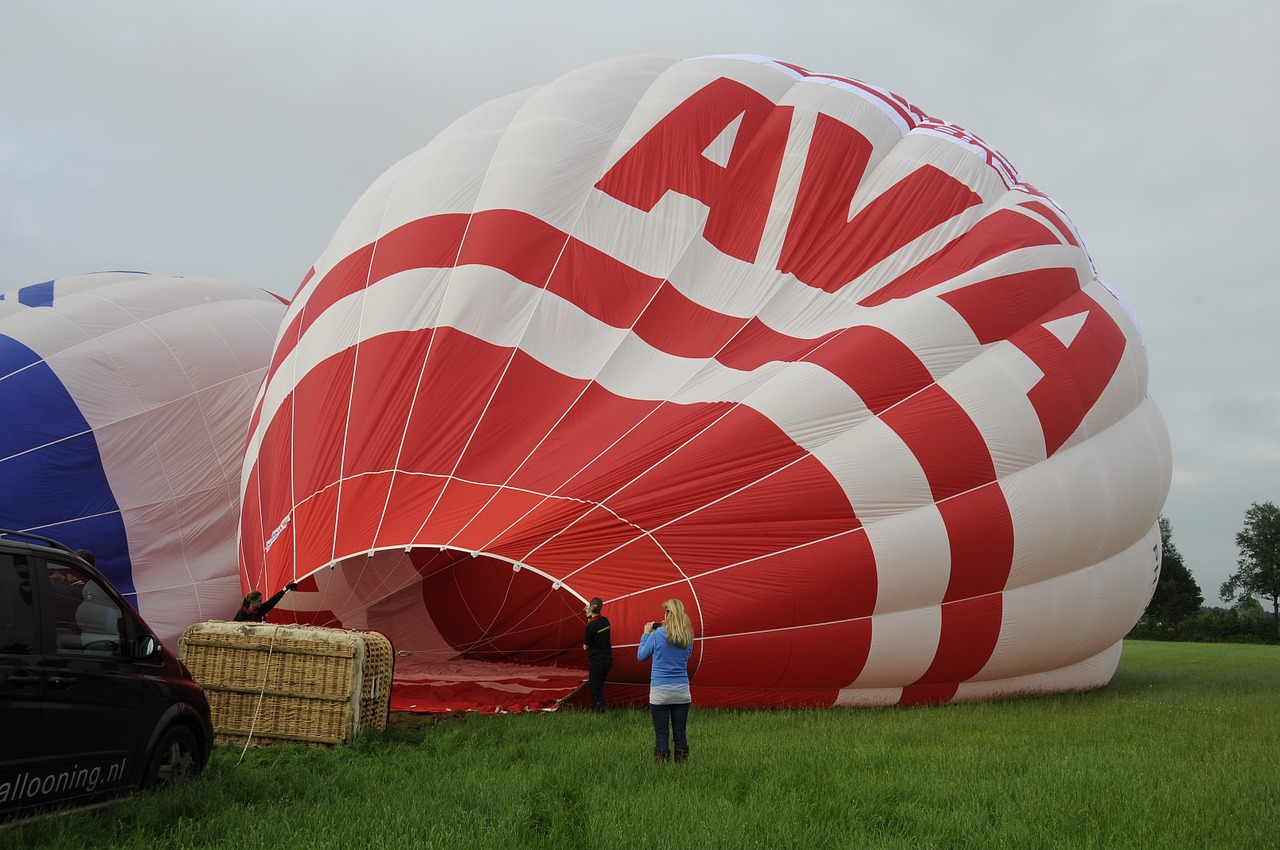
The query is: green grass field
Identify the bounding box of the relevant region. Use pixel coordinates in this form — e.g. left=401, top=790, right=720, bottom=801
left=6, top=640, right=1278, bottom=849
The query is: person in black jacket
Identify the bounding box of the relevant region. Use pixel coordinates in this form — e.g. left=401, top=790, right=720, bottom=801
left=234, top=582, right=298, bottom=622
left=582, top=597, right=613, bottom=713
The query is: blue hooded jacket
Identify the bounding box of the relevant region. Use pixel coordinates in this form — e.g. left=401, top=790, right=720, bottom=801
left=637, top=626, right=692, bottom=685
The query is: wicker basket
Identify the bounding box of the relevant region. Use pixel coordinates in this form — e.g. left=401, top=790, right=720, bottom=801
left=179, top=622, right=394, bottom=747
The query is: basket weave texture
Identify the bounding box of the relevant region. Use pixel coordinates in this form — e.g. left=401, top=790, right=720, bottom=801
left=179, top=622, right=394, bottom=747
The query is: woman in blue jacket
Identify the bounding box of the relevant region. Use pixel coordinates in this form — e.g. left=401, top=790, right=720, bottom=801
left=637, top=598, right=694, bottom=764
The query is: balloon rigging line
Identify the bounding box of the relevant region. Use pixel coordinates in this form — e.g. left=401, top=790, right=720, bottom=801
left=243, top=276, right=310, bottom=582
left=240, top=426, right=271, bottom=591
left=366, top=163, right=476, bottom=550
left=243, top=280, right=291, bottom=588
left=509, top=332, right=891, bottom=574
left=412, top=211, right=618, bottom=554
left=398, top=74, right=734, bottom=558
left=366, top=305, right=443, bottom=547
left=236, top=625, right=282, bottom=763
left=0, top=428, right=95, bottom=464
left=327, top=157, right=419, bottom=570
left=377, top=115, right=539, bottom=549
left=432, top=271, right=578, bottom=554
left=295, top=552, right=580, bottom=665
left=283, top=292, right=304, bottom=590
left=145, top=303, right=244, bottom=481
left=419, top=548, right=584, bottom=660
left=447, top=552, right=518, bottom=654
left=278, top=546, right=565, bottom=663
left=3, top=509, right=119, bottom=533
left=315, top=547, right=421, bottom=629
left=419, top=81, right=710, bottom=553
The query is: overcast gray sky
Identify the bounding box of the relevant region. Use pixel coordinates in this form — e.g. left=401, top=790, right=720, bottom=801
left=3, top=1, right=1276, bottom=601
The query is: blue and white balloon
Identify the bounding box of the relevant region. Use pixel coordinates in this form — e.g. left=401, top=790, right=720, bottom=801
left=0, top=271, right=287, bottom=646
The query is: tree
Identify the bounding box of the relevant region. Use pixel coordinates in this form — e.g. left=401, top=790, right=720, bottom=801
left=1235, top=595, right=1266, bottom=622
left=1221, top=501, right=1280, bottom=637
left=1142, top=515, right=1202, bottom=632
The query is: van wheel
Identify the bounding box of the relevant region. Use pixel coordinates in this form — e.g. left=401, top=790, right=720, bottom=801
left=144, top=726, right=201, bottom=788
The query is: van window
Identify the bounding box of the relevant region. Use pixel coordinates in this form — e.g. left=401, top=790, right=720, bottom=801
left=0, top=554, right=36, bottom=655
left=47, top=562, right=127, bottom=656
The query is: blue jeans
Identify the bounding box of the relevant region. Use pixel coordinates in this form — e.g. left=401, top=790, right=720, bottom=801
left=650, top=702, right=690, bottom=750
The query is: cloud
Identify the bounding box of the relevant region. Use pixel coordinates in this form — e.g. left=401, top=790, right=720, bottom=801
left=3, top=0, right=1277, bottom=600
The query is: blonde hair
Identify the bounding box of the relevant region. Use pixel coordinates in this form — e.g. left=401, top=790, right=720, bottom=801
left=662, top=598, right=693, bottom=649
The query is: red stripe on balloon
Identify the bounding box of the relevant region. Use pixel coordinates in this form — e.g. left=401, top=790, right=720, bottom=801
left=246, top=329, right=865, bottom=604
left=859, top=208, right=1067, bottom=307
left=897, top=682, right=959, bottom=706
left=913, top=592, right=1003, bottom=686
left=1017, top=200, right=1080, bottom=247
left=264, top=205, right=1067, bottom=392
left=266, top=214, right=470, bottom=378
left=803, top=325, right=934, bottom=415
left=937, top=484, right=1014, bottom=602
left=879, top=384, right=996, bottom=501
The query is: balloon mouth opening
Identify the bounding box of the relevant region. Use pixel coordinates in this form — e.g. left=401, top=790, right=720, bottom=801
left=412, top=548, right=587, bottom=666
left=326, top=546, right=591, bottom=712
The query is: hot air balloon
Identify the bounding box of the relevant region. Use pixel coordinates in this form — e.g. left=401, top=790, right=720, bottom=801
left=240, top=54, right=1170, bottom=710
left=1, top=271, right=288, bottom=648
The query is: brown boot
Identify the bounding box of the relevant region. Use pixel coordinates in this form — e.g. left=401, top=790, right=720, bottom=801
left=653, top=748, right=671, bottom=765
left=674, top=747, right=689, bottom=764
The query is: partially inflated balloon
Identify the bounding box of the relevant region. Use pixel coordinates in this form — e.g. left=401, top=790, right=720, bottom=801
left=241, top=55, right=1170, bottom=709
left=1, top=272, right=287, bottom=647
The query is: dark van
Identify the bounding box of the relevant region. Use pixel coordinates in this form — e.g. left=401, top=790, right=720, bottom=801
left=0, top=529, right=214, bottom=820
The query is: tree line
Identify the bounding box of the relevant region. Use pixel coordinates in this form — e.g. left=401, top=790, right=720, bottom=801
left=1129, top=501, right=1280, bottom=644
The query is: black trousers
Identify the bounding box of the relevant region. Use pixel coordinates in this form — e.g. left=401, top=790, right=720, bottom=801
left=588, top=660, right=612, bottom=712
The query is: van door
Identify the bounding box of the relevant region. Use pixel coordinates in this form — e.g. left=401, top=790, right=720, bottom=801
left=1, top=556, right=147, bottom=816
left=33, top=559, right=146, bottom=802
left=0, top=551, right=45, bottom=809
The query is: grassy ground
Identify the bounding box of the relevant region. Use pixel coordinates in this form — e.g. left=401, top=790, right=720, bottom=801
left=5, top=640, right=1277, bottom=849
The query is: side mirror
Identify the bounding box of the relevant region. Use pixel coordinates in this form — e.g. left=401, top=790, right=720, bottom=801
left=134, top=634, right=160, bottom=659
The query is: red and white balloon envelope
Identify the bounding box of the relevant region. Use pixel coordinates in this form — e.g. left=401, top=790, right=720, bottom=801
left=240, top=55, right=1170, bottom=710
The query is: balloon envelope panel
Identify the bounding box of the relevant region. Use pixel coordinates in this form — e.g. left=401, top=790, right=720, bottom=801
left=1, top=272, right=288, bottom=647
left=241, top=55, right=1170, bottom=708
